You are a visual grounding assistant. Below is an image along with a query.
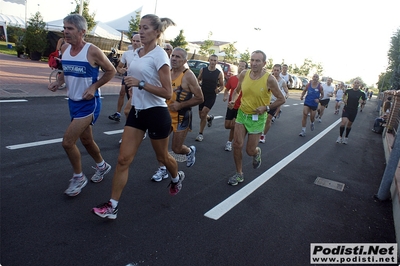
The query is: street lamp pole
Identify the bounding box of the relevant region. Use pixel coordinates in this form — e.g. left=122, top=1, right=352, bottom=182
left=154, top=0, right=158, bottom=14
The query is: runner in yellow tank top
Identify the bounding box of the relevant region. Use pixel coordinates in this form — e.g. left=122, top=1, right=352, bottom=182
left=151, top=47, right=204, bottom=182
left=239, top=70, right=271, bottom=114
left=227, top=50, right=286, bottom=186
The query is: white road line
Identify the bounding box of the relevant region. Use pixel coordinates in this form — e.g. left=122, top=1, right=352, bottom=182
left=6, top=138, right=63, bottom=150
left=204, top=118, right=341, bottom=220
left=104, top=129, right=124, bottom=135
left=0, top=99, right=28, bottom=103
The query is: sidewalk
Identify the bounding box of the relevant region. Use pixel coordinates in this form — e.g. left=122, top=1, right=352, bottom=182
left=0, top=53, right=122, bottom=99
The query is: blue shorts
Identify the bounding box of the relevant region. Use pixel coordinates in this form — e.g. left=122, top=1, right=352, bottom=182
left=68, top=97, right=101, bottom=125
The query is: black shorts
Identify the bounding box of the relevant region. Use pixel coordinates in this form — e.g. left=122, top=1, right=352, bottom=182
left=199, top=93, right=217, bottom=111
left=267, top=107, right=278, bottom=116
left=304, top=103, right=318, bottom=111
left=121, top=72, right=128, bottom=85
left=124, top=85, right=130, bottom=100
left=342, top=108, right=358, bottom=122
left=319, top=99, right=330, bottom=108
left=225, top=107, right=238, bottom=120
left=125, top=106, right=171, bottom=139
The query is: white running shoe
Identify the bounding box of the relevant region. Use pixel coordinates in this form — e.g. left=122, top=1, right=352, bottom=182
left=225, top=141, right=232, bottom=151
left=336, top=136, right=342, bottom=143
left=151, top=167, right=169, bottom=182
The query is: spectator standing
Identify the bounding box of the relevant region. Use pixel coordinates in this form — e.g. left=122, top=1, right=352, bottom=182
left=92, top=14, right=183, bottom=220
left=48, top=14, right=116, bottom=196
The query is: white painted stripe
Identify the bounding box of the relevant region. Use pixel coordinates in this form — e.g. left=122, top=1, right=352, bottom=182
left=0, top=99, right=28, bottom=103
left=104, top=129, right=124, bottom=135
left=6, top=138, right=63, bottom=150
left=214, top=115, right=224, bottom=119
left=204, top=118, right=342, bottom=220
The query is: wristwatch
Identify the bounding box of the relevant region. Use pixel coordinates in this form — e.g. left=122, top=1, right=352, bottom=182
left=266, top=105, right=270, bottom=112
left=138, top=80, right=145, bottom=90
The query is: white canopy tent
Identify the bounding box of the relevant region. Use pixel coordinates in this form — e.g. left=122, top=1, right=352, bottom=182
left=45, top=19, right=130, bottom=42
left=104, top=7, right=142, bottom=33
left=0, top=13, right=25, bottom=43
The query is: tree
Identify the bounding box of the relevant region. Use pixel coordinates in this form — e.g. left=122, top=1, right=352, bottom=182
left=387, top=27, right=400, bottom=90
left=239, top=49, right=250, bottom=64
left=71, top=0, right=96, bottom=32
left=128, top=11, right=141, bottom=37
left=170, top=30, right=188, bottom=50
left=222, top=42, right=238, bottom=63
left=199, top=32, right=215, bottom=56
left=24, top=12, right=47, bottom=58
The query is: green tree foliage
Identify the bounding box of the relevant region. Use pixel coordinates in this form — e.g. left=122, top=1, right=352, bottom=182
left=23, top=12, right=47, bottom=53
left=222, top=42, right=238, bottom=63
left=170, top=30, right=188, bottom=50
left=6, top=26, right=25, bottom=44
left=377, top=71, right=392, bottom=91
left=239, top=49, right=250, bottom=65
left=71, top=0, right=96, bottom=32
left=128, top=11, right=141, bottom=37
left=199, top=32, right=215, bottom=56
left=348, top=77, right=366, bottom=87
left=387, top=27, right=400, bottom=90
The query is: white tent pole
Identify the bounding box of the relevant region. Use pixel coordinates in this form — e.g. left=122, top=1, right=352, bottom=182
left=79, top=0, right=83, bottom=15
left=24, top=0, right=27, bottom=28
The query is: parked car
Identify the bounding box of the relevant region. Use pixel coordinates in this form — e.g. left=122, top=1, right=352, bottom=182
left=218, top=62, right=237, bottom=82
left=290, top=75, right=303, bottom=90
left=298, top=76, right=309, bottom=90
left=187, top=59, right=209, bottom=77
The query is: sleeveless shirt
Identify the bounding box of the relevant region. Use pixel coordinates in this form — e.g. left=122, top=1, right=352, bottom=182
left=62, top=43, right=100, bottom=101
left=240, top=70, right=271, bottom=114
left=167, top=69, right=193, bottom=113
left=201, top=67, right=221, bottom=95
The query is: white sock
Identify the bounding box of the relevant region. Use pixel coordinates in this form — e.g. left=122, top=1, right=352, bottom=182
left=160, top=166, right=166, bottom=170
left=110, top=199, right=118, bottom=208
left=97, top=160, right=105, bottom=169
left=73, top=172, right=83, bottom=178
left=302, top=127, right=306, bottom=132
left=171, top=175, right=179, bottom=183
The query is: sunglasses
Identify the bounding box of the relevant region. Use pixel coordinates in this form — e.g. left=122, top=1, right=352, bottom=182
left=164, top=48, right=171, bottom=51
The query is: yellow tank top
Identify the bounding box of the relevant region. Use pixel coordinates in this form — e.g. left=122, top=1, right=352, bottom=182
left=239, top=70, right=271, bottom=114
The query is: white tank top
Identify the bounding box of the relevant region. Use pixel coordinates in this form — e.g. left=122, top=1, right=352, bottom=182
left=62, top=43, right=100, bottom=101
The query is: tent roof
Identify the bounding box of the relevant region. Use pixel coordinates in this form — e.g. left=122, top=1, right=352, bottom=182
left=0, top=13, right=25, bottom=28
left=45, top=19, right=130, bottom=42
left=104, top=7, right=142, bottom=33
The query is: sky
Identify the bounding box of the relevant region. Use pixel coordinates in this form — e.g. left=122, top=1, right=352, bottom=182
left=1, top=0, right=399, bottom=86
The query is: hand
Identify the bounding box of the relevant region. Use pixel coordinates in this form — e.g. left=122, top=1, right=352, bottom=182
left=228, top=101, right=235, bottom=110
left=48, top=82, right=59, bottom=92
left=254, top=106, right=265, bottom=114
left=168, top=101, right=181, bottom=112
left=82, top=88, right=95, bottom=100
left=124, top=76, right=138, bottom=88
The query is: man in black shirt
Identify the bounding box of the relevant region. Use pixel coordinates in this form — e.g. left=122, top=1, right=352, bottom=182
left=195, top=54, right=224, bottom=142
left=336, top=79, right=366, bottom=144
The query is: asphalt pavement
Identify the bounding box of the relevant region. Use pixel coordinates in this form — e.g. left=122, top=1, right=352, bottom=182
left=0, top=53, right=397, bottom=266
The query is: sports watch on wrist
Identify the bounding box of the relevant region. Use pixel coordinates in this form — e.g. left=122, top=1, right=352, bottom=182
left=266, top=105, right=270, bottom=112
left=138, top=80, right=145, bottom=90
